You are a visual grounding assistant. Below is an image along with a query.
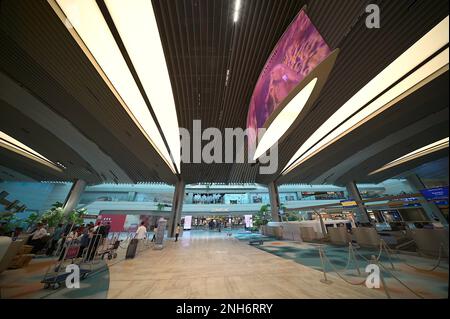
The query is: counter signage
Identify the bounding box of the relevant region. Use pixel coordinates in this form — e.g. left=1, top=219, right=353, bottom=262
left=420, top=186, right=449, bottom=201
left=340, top=200, right=358, bottom=208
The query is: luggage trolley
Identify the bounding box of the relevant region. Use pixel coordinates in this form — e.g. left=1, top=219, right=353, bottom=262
left=41, top=240, right=89, bottom=290
left=41, top=233, right=104, bottom=290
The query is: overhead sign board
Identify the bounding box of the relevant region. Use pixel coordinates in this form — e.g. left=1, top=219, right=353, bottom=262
left=340, top=200, right=358, bottom=208
left=420, top=186, right=449, bottom=201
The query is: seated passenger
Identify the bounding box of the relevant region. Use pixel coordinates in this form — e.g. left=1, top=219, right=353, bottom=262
left=29, top=223, right=49, bottom=254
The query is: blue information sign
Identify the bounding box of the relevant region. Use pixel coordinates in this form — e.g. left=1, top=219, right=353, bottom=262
left=420, top=186, right=449, bottom=201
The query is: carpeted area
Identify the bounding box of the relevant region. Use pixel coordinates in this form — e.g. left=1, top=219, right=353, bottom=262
left=237, top=238, right=449, bottom=299
left=0, top=256, right=110, bottom=299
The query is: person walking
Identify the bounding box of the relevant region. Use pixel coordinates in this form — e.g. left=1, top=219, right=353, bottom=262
left=151, top=224, right=158, bottom=242
left=136, top=221, right=147, bottom=240
left=175, top=223, right=180, bottom=242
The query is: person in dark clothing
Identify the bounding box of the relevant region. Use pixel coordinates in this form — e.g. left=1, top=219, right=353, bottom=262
left=46, top=223, right=64, bottom=256
left=78, top=226, right=93, bottom=258
left=151, top=224, right=158, bottom=242
left=175, top=224, right=180, bottom=242
left=58, top=226, right=78, bottom=261
left=85, top=222, right=104, bottom=261
left=104, top=222, right=111, bottom=238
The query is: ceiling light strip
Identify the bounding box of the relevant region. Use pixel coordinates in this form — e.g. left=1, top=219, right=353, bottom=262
left=282, top=16, right=449, bottom=176
left=0, top=131, right=63, bottom=172
left=283, top=49, right=449, bottom=175
left=234, top=0, right=242, bottom=23
left=50, top=0, right=177, bottom=174
left=253, top=78, right=318, bottom=159
left=96, top=0, right=179, bottom=175
left=369, top=137, right=449, bottom=175
left=102, top=0, right=181, bottom=174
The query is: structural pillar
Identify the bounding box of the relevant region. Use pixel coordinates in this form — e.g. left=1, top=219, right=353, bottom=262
left=406, top=174, right=448, bottom=227
left=268, top=182, right=281, bottom=222
left=62, top=179, right=86, bottom=218
left=169, top=179, right=185, bottom=237
left=346, top=181, right=371, bottom=224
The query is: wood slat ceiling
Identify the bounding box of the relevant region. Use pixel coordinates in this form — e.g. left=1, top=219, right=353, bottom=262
left=153, top=0, right=449, bottom=184
left=0, top=0, right=177, bottom=184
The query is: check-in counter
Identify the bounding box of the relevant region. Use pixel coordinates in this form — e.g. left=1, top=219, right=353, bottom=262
left=261, top=225, right=283, bottom=239
left=409, top=229, right=449, bottom=257
left=353, top=227, right=381, bottom=248
left=280, top=222, right=303, bottom=242
left=300, top=226, right=316, bottom=241
left=262, top=222, right=303, bottom=241
left=328, top=227, right=351, bottom=245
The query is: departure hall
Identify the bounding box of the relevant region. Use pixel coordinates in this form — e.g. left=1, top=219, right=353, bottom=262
left=0, top=0, right=448, bottom=302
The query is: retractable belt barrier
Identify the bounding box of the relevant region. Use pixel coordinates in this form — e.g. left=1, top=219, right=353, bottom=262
left=317, top=239, right=446, bottom=299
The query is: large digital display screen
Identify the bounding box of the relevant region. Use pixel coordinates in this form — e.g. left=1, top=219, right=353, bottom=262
left=246, top=9, right=331, bottom=152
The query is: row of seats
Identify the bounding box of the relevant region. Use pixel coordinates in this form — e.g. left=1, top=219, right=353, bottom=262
left=0, top=235, right=34, bottom=274
left=327, top=227, right=449, bottom=257
left=260, top=225, right=448, bottom=257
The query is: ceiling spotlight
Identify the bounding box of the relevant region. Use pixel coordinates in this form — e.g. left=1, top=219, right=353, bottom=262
left=233, top=0, right=241, bottom=23
left=369, top=137, right=449, bottom=175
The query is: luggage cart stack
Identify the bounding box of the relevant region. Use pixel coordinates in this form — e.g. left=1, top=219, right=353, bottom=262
left=41, top=233, right=104, bottom=290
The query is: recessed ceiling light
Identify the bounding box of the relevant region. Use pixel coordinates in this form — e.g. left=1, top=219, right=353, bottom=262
left=283, top=16, right=449, bottom=176
left=233, top=0, right=241, bottom=23
left=369, top=137, right=449, bottom=175
left=0, top=130, right=63, bottom=172
left=50, top=0, right=178, bottom=174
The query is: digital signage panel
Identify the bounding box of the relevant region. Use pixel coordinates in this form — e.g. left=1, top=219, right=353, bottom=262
left=420, top=186, right=449, bottom=200
left=246, top=9, right=331, bottom=152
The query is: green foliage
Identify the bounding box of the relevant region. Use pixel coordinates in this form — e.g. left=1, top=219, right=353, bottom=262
left=67, top=208, right=87, bottom=225
left=253, top=204, right=271, bottom=228
left=286, top=211, right=300, bottom=221
left=0, top=211, right=20, bottom=234
left=39, top=202, right=88, bottom=227
left=156, top=203, right=165, bottom=211
left=40, top=202, right=64, bottom=227
left=24, top=212, right=40, bottom=228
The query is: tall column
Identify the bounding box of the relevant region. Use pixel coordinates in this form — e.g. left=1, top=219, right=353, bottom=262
left=62, top=179, right=86, bottom=218
left=268, top=182, right=281, bottom=222
left=406, top=174, right=448, bottom=227
left=168, top=179, right=185, bottom=237
left=346, top=181, right=371, bottom=224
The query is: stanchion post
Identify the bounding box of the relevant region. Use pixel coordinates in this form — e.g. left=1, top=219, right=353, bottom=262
left=381, top=239, right=395, bottom=270
left=371, top=255, right=391, bottom=299
left=349, top=243, right=361, bottom=275
left=319, top=247, right=333, bottom=285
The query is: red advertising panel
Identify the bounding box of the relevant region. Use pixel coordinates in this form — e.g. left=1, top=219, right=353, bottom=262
left=98, top=214, right=127, bottom=232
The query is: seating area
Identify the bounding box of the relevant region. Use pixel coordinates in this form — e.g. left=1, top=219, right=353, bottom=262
left=0, top=237, right=35, bottom=274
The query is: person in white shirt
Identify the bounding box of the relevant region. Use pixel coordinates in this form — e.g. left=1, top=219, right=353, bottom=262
left=135, top=222, right=147, bottom=240
left=29, top=223, right=49, bottom=253
left=31, top=223, right=48, bottom=240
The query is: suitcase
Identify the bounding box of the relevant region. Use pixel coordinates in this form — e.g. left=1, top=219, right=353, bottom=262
left=125, top=239, right=139, bottom=259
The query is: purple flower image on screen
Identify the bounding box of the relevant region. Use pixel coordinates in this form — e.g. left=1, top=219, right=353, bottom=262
left=246, top=10, right=331, bottom=154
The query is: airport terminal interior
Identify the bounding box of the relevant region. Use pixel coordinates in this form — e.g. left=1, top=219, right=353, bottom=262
left=0, top=0, right=449, bottom=300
